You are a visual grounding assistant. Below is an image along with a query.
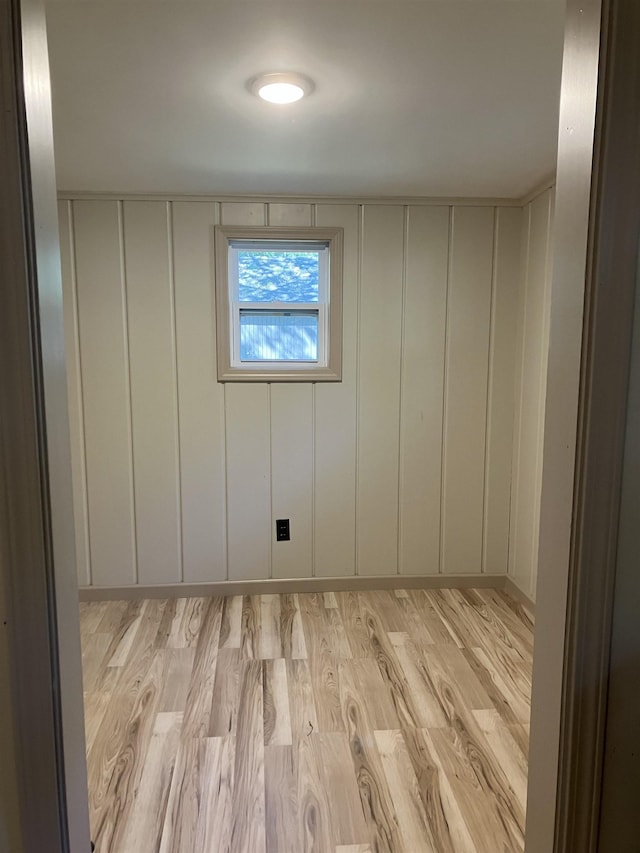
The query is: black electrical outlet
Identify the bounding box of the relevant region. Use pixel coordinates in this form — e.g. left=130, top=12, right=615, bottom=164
left=276, top=519, right=290, bottom=541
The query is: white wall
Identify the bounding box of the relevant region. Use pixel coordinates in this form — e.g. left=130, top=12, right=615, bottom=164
left=59, top=196, right=523, bottom=589
left=508, top=187, right=555, bottom=602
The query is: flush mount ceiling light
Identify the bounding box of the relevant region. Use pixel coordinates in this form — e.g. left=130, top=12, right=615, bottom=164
left=251, top=72, right=314, bottom=104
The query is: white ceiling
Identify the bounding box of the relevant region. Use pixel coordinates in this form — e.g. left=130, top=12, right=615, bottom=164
left=45, top=0, right=566, bottom=199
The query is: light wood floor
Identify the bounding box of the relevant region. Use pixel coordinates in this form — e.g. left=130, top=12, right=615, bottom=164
left=80, top=588, right=533, bottom=853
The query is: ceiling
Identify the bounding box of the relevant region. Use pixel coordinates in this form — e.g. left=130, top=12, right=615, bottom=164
left=45, top=0, right=566, bottom=199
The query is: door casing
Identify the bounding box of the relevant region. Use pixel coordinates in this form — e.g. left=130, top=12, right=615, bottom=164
left=0, top=0, right=90, bottom=851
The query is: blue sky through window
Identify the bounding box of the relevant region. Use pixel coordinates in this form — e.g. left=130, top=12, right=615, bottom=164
left=238, top=250, right=319, bottom=303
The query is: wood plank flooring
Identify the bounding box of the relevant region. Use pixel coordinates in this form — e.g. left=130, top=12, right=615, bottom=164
left=80, top=588, right=534, bottom=853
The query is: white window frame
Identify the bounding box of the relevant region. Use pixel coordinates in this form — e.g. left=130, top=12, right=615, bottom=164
left=214, top=225, right=343, bottom=382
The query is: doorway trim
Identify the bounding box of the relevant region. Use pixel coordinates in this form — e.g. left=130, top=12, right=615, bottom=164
left=551, top=0, right=640, bottom=849
left=526, top=0, right=640, bottom=850
left=0, top=0, right=90, bottom=851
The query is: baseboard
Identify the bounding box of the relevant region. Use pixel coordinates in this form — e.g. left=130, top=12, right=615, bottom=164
left=78, top=572, right=508, bottom=601
left=504, top=575, right=536, bottom=616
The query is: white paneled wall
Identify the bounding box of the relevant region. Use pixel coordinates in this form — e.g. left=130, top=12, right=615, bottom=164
left=484, top=208, right=525, bottom=580
left=59, top=196, right=523, bottom=589
left=441, top=207, right=495, bottom=574
left=509, top=187, right=555, bottom=602
left=358, top=205, right=405, bottom=575
left=124, top=201, right=182, bottom=585
left=399, top=206, right=448, bottom=575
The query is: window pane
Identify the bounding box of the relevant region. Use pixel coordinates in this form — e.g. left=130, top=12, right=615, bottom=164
left=239, top=311, right=318, bottom=361
left=237, top=250, right=319, bottom=303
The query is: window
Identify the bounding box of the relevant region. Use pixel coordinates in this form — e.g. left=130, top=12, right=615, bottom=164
left=214, top=226, right=343, bottom=381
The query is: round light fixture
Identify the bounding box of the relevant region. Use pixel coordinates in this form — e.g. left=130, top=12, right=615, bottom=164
left=251, top=72, right=314, bottom=104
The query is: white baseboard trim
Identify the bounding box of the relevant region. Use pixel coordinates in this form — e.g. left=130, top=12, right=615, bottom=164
left=78, top=573, right=509, bottom=602
left=504, top=576, right=536, bottom=615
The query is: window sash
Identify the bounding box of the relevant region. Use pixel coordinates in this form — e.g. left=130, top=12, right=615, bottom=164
left=231, top=305, right=327, bottom=367
left=237, top=308, right=320, bottom=363
left=228, top=244, right=330, bottom=368
left=229, top=244, right=328, bottom=305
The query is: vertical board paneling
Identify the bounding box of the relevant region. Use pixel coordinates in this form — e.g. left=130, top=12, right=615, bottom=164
left=514, top=191, right=554, bottom=599
left=399, top=206, right=449, bottom=575
left=172, top=201, right=226, bottom=582
left=357, top=205, right=405, bottom=576
left=509, top=190, right=553, bottom=599
left=64, top=194, right=527, bottom=589
left=267, top=203, right=312, bottom=226
left=123, top=201, right=181, bottom=584
left=442, top=206, right=494, bottom=574
left=483, top=207, right=523, bottom=575
left=314, top=204, right=359, bottom=577
left=508, top=205, right=531, bottom=589
left=220, top=202, right=265, bottom=227
left=73, top=200, right=136, bottom=585
left=225, top=385, right=271, bottom=580
left=58, top=200, right=91, bottom=585
left=221, top=202, right=271, bottom=581
left=266, top=203, right=314, bottom=578
left=270, top=384, right=313, bottom=578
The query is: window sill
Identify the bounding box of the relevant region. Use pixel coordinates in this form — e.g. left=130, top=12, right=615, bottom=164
left=217, top=365, right=342, bottom=382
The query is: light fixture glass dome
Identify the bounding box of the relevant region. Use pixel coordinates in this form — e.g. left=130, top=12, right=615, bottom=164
left=251, top=72, right=314, bottom=104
